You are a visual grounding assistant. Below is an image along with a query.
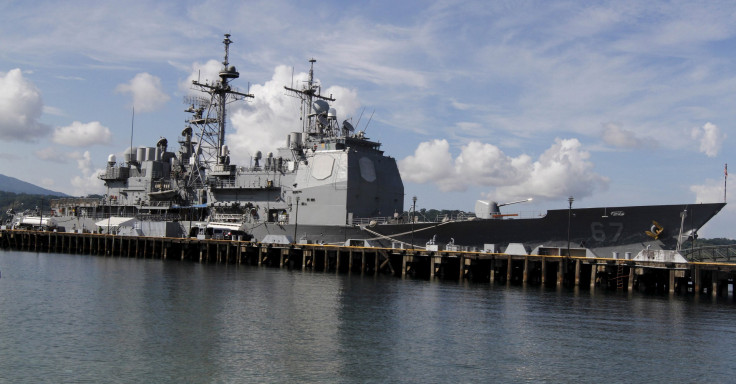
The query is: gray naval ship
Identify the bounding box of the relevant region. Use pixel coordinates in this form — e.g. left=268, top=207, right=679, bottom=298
left=44, top=34, right=725, bottom=260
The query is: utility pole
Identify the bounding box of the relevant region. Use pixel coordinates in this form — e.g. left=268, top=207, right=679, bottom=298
left=567, top=196, right=574, bottom=257
left=411, top=196, right=417, bottom=251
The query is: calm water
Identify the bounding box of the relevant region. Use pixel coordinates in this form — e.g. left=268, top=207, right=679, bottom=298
left=1, top=250, right=736, bottom=383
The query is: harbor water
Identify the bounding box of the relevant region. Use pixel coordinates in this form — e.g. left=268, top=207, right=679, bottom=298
left=1, top=250, right=735, bottom=383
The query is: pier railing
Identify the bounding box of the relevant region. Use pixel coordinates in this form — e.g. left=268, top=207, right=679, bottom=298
left=682, top=245, right=736, bottom=262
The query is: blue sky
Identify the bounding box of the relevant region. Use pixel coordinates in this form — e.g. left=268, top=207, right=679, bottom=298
left=0, top=0, right=733, bottom=237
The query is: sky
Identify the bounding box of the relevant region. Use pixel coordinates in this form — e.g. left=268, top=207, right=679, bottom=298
left=0, top=0, right=734, bottom=237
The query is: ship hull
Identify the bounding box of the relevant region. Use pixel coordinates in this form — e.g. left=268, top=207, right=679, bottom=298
left=250, top=202, right=726, bottom=256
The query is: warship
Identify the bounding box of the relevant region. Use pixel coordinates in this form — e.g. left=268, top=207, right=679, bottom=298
left=39, top=34, right=725, bottom=259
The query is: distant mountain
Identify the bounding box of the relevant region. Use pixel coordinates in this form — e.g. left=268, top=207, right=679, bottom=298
left=0, top=174, right=69, bottom=197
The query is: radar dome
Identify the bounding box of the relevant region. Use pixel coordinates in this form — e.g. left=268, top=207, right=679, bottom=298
left=107, top=154, right=116, bottom=163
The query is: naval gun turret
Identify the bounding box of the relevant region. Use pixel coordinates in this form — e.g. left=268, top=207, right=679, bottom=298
left=475, top=198, right=532, bottom=219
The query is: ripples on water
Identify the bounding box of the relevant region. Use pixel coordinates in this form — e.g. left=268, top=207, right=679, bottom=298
left=1, top=250, right=735, bottom=383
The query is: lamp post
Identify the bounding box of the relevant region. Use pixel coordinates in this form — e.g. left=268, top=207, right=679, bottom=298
left=567, top=196, right=574, bottom=257
left=106, top=187, right=111, bottom=234
left=293, top=194, right=301, bottom=243
left=411, top=196, right=417, bottom=251
left=39, top=197, right=43, bottom=231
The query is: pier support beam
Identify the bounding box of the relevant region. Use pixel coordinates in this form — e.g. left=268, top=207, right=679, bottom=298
left=361, top=251, right=365, bottom=274
left=348, top=249, right=353, bottom=272
left=669, top=269, right=676, bottom=294
left=590, top=264, right=597, bottom=290
left=628, top=267, right=634, bottom=292
left=557, top=259, right=564, bottom=287
left=431, top=256, right=436, bottom=279
left=374, top=251, right=379, bottom=276
left=541, top=257, right=546, bottom=285
left=506, top=255, right=512, bottom=283
left=522, top=257, right=528, bottom=284
left=459, top=256, right=465, bottom=282
left=489, top=257, right=494, bottom=283
left=574, top=259, right=580, bottom=287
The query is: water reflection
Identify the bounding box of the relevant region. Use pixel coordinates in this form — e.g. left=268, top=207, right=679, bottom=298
left=1, top=250, right=736, bottom=382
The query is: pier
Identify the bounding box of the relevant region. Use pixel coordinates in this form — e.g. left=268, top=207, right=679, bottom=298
left=2, top=229, right=736, bottom=296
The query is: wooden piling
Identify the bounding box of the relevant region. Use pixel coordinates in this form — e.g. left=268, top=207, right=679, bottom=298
left=590, top=263, right=597, bottom=290
left=628, top=266, right=634, bottom=292
left=506, top=255, right=512, bottom=283
left=489, top=257, right=494, bottom=283
left=522, top=257, right=528, bottom=284
left=541, top=257, right=546, bottom=285
left=557, top=259, right=564, bottom=287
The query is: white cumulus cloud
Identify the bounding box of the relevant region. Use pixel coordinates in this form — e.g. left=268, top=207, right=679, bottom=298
left=690, top=179, right=725, bottom=204
left=399, top=139, right=455, bottom=185
left=68, top=150, right=105, bottom=196
left=52, top=121, right=112, bottom=146
left=400, top=138, right=608, bottom=202
left=0, top=68, right=50, bottom=141
left=492, top=138, right=609, bottom=202
left=691, top=122, right=725, bottom=157
left=116, top=72, right=170, bottom=112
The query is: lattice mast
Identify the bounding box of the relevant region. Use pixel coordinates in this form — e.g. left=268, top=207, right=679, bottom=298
left=187, top=34, right=253, bottom=176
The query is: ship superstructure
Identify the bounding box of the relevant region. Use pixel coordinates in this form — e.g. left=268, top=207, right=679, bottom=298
left=205, top=57, right=404, bottom=238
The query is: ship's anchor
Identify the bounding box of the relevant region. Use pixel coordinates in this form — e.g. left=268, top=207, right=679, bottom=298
left=645, top=220, right=664, bottom=239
